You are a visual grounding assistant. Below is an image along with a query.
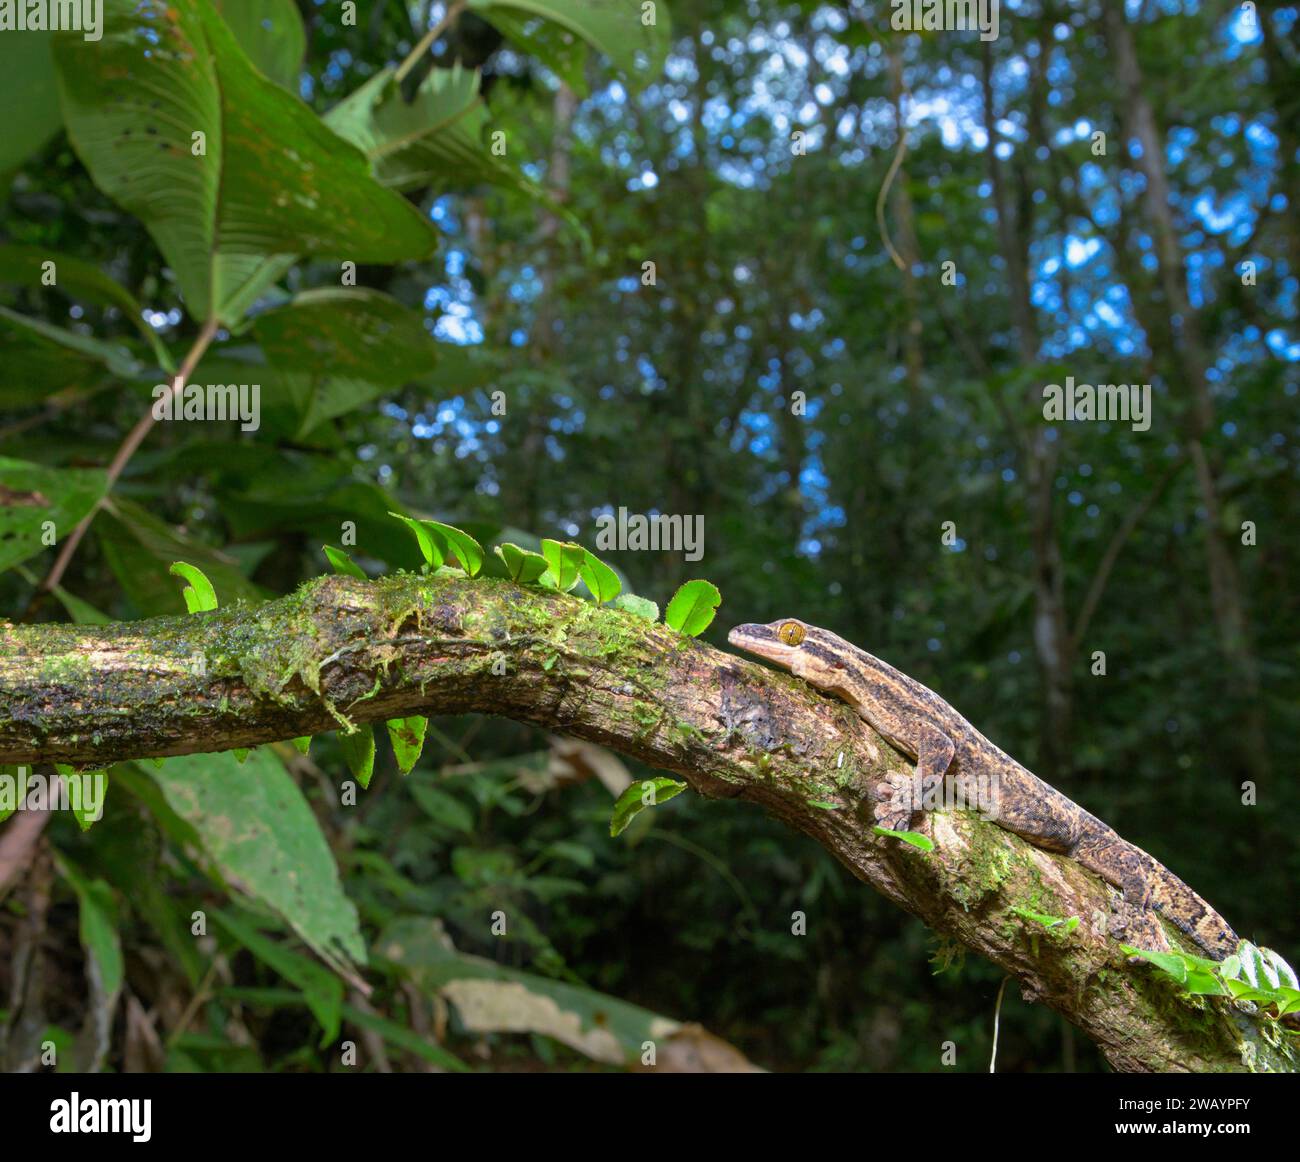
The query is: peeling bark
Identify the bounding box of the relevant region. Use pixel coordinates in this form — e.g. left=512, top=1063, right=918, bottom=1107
left=0, top=574, right=1292, bottom=1073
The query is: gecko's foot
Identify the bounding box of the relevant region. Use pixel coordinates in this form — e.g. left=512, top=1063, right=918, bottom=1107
left=1116, top=908, right=1171, bottom=960
left=872, top=771, right=919, bottom=832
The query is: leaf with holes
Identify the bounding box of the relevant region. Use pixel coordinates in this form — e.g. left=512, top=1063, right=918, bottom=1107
left=148, top=750, right=366, bottom=977
left=0, top=457, right=106, bottom=577
left=386, top=717, right=427, bottom=776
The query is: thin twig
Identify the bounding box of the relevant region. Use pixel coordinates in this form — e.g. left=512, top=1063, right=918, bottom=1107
left=990, top=975, right=1010, bottom=1073
left=394, top=0, right=464, bottom=85
left=30, top=315, right=220, bottom=605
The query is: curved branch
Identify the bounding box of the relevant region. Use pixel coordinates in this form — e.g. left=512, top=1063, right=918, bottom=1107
left=0, top=574, right=1289, bottom=1073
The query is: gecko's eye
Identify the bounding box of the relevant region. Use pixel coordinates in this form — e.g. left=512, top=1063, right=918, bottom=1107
left=778, top=621, right=805, bottom=646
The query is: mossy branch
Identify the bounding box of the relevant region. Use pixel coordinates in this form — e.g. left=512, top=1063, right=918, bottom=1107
left=0, top=573, right=1291, bottom=1073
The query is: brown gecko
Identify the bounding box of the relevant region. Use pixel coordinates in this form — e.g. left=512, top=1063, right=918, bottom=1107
left=728, top=618, right=1238, bottom=960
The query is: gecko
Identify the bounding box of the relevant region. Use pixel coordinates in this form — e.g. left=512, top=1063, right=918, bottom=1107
left=727, top=617, right=1238, bottom=960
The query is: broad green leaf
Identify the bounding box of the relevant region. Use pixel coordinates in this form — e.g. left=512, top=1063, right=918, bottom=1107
left=610, top=777, right=688, bottom=837
left=212, top=908, right=343, bottom=1043
left=339, top=723, right=377, bottom=789
left=214, top=0, right=305, bottom=92
left=468, top=0, right=672, bottom=87
left=872, top=826, right=936, bottom=852
left=0, top=31, right=62, bottom=171
left=540, top=538, right=583, bottom=591
left=0, top=245, right=169, bottom=365
left=323, top=544, right=366, bottom=579
left=610, top=593, right=658, bottom=621
left=495, top=542, right=549, bottom=584
left=148, top=750, right=366, bottom=977
left=0, top=457, right=106, bottom=576
left=0, top=305, right=141, bottom=406
left=58, top=858, right=124, bottom=998
left=388, top=511, right=445, bottom=568
left=169, top=561, right=219, bottom=613
left=579, top=547, right=621, bottom=603
left=251, top=289, right=444, bottom=433
left=664, top=579, right=722, bottom=636
left=53, top=0, right=436, bottom=323
left=423, top=520, right=484, bottom=576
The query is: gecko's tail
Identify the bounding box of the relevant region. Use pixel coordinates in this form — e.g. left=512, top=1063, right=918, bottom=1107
left=1136, top=846, right=1237, bottom=960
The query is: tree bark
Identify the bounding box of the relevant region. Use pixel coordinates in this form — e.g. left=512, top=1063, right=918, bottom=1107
left=0, top=573, right=1291, bottom=1073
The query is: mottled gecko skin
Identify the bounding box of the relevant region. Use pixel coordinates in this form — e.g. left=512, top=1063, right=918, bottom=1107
left=728, top=618, right=1237, bottom=960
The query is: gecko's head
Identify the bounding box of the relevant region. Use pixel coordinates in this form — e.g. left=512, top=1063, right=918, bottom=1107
left=727, top=619, right=846, bottom=685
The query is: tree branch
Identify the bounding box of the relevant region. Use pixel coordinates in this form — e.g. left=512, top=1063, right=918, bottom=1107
left=0, top=574, right=1289, bottom=1072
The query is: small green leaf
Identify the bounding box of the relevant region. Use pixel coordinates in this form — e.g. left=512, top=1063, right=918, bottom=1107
left=323, top=544, right=367, bottom=579
left=807, top=799, right=840, bottom=811
left=609, top=777, right=688, bottom=837
left=540, top=539, right=584, bottom=592
left=388, top=511, right=445, bottom=568
left=339, top=723, right=376, bottom=789
left=1183, top=969, right=1229, bottom=996
left=386, top=716, right=427, bottom=776
left=54, top=764, right=107, bottom=831
left=169, top=561, right=218, bottom=613
left=872, top=825, right=935, bottom=852
left=495, top=542, right=549, bottom=584
left=1010, top=906, right=1079, bottom=934
left=610, top=593, right=659, bottom=621
left=664, top=579, right=721, bottom=636
left=58, top=857, right=123, bottom=997
left=292, top=736, right=312, bottom=755
left=423, top=520, right=484, bottom=576
left=1120, top=945, right=1190, bottom=982
left=233, top=748, right=251, bottom=764
left=578, top=548, right=622, bottom=603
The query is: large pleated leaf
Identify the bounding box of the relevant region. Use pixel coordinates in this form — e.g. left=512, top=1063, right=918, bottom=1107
left=52, top=0, right=436, bottom=324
